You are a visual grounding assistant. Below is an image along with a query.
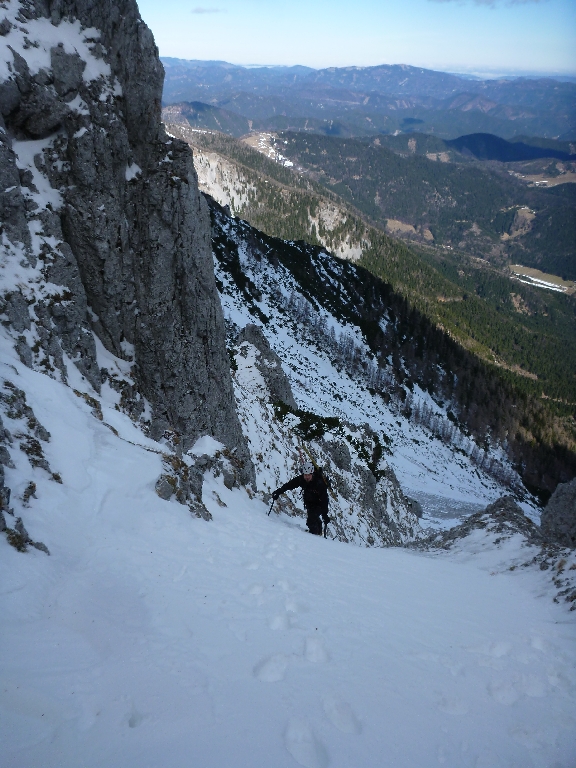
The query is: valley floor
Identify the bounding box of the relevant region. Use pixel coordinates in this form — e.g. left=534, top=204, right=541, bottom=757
left=1, top=357, right=575, bottom=768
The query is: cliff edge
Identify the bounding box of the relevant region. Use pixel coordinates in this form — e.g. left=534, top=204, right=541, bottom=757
left=0, top=0, right=251, bottom=476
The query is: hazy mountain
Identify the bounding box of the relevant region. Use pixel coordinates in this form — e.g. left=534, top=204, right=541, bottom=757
left=161, top=59, right=576, bottom=140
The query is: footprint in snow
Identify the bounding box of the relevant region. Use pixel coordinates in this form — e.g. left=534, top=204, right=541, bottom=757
left=305, top=636, right=329, bottom=663
left=436, top=696, right=469, bottom=715
left=530, top=635, right=548, bottom=653
left=127, top=704, right=144, bottom=728
left=488, top=672, right=548, bottom=705
left=254, top=654, right=289, bottom=682
left=269, top=613, right=291, bottom=630
left=286, top=598, right=307, bottom=614
left=323, top=695, right=361, bottom=734
left=520, top=672, right=547, bottom=698
left=468, top=640, right=512, bottom=659
left=487, top=679, right=520, bottom=706
left=247, top=583, right=264, bottom=596
left=488, top=641, right=512, bottom=658
left=265, top=543, right=279, bottom=560
left=284, top=718, right=329, bottom=768
left=509, top=723, right=558, bottom=751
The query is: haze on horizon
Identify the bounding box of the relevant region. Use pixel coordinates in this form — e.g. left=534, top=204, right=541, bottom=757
left=137, top=0, right=576, bottom=78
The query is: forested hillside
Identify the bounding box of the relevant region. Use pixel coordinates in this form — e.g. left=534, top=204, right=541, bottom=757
left=163, top=102, right=251, bottom=138
left=275, top=132, right=576, bottom=281
left=209, top=195, right=576, bottom=496
left=166, top=123, right=576, bottom=497
left=373, top=132, right=575, bottom=163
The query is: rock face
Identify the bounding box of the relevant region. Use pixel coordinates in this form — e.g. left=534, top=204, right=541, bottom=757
left=412, top=494, right=576, bottom=610
left=0, top=382, right=51, bottom=553
left=0, top=415, right=12, bottom=526
left=0, top=0, right=251, bottom=478
left=415, top=495, right=544, bottom=550
left=230, top=326, right=420, bottom=547
left=541, top=479, right=576, bottom=549
left=237, top=324, right=297, bottom=409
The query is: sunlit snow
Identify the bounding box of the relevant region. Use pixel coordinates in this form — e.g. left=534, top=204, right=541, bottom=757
left=1, top=340, right=575, bottom=768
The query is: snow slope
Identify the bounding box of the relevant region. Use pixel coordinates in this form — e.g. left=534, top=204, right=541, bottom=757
left=1, top=341, right=575, bottom=768
left=210, top=205, right=532, bottom=523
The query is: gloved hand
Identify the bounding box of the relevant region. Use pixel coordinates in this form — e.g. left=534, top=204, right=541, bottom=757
left=322, top=514, right=331, bottom=524
left=272, top=490, right=280, bottom=501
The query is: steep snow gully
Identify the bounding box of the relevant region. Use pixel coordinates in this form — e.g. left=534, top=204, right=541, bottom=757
left=1, top=344, right=575, bottom=768
left=0, top=1, right=575, bottom=767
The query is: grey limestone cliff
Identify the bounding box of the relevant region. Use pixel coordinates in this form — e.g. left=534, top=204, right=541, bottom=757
left=236, top=323, right=297, bottom=409
left=0, top=0, right=252, bottom=479
left=541, top=478, right=576, bottom=549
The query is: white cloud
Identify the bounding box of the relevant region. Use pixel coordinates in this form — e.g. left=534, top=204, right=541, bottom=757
left=191, top=6, right=225, bottom=13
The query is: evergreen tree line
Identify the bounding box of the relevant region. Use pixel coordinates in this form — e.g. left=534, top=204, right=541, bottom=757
left=182, top=126, right=576, bottom=405
left=275, top=289, right=522, bottom=492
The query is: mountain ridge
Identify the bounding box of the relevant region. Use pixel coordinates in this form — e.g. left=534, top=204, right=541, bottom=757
left=161, top=58, right=576, bottom=140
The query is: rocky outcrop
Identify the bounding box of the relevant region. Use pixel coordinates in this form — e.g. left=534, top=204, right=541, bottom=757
left=322, top=437, right=351, bottom=472
left=0, top=382, right=50, bottom=553
left=0, top=415, right=12, bottom=526
left=416, top=495, right=543, bottom=550
left=541, top=478, right=576, bottom=549
left=412, top=495, right=576, bottom=610
left=237, top=324, right=297, bottom=409
left=0, top=0, right=252, bottom=480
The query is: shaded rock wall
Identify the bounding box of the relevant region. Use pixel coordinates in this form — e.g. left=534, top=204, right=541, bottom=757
left=0, top=0, right=252, bottom=478
left=541, top=478, right=576, bottom=549
left=237, top=323, right=297, bottom=409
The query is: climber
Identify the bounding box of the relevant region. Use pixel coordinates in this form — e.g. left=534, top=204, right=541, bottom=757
left=272, top=461, right=330, bottom=536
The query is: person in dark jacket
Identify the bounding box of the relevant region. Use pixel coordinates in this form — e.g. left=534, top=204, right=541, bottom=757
left=272, top=461, right=330, bottom=535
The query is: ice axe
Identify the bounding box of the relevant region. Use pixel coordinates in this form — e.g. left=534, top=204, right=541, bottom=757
left=323, top=517, right=335, bottom=539
left=267, top=498, right=275, bottom=516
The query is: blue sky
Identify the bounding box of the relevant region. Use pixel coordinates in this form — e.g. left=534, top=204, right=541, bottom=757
left=137, top=0, right=576, bottom=76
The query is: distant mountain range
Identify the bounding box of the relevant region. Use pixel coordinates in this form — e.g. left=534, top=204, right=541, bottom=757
left=161, top=59, right=576, bottom=141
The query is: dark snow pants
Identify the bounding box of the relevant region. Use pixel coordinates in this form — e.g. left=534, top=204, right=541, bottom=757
left=306, top=508, right=324, bottom=536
